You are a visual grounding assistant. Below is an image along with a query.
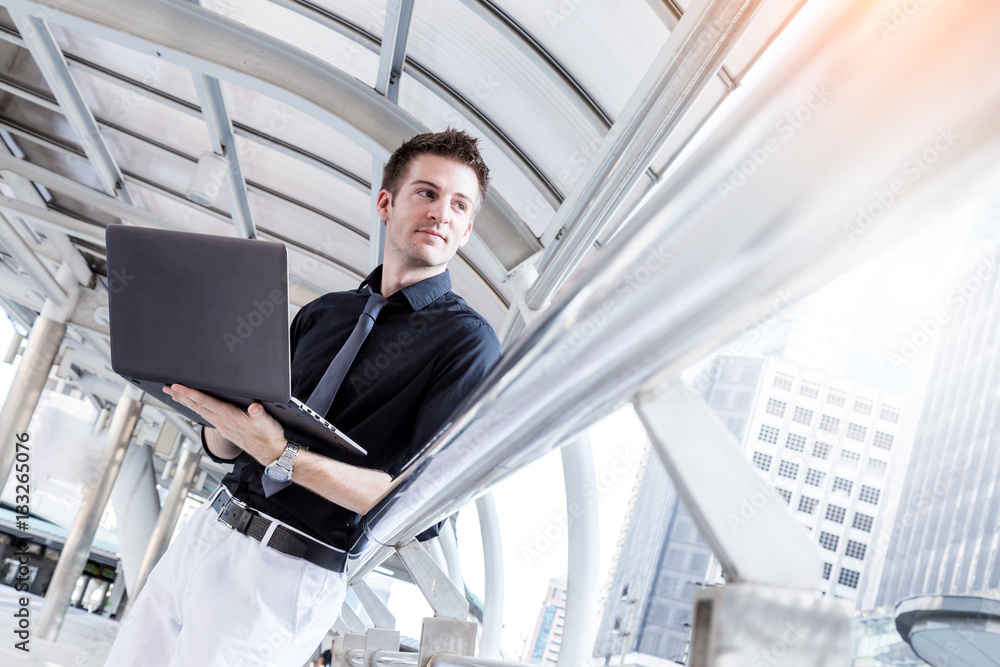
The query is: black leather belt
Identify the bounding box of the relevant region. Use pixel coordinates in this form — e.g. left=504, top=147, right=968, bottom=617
left=210, top=491, right=347, bottom=573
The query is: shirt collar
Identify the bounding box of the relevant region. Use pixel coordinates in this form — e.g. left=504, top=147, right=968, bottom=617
left=360, top=266, right=452, bottom=311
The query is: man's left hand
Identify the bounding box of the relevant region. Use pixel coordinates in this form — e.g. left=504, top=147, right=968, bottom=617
left=164, top=384, right=286, bottom=465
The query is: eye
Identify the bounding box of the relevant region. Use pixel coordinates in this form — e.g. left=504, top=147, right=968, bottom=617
left=454, top=201, right=468, bottom=212
left=417, top=189, right=434, bottom=198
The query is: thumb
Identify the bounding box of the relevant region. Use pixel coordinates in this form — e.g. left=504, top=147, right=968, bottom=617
left=249, top=403, right=264, bottom=417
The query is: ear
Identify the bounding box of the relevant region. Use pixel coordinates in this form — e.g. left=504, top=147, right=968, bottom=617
left=375, top=189, right=392, bottom=223
left=457, top=219, right=474, bottom=248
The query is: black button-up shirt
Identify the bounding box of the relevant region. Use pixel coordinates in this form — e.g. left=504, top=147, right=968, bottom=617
left=206, top=267, right=501, bottom=550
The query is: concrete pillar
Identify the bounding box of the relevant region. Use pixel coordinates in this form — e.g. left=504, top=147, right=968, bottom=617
left=123, top=436, right=202, bottom=617
left=0, top=313, right=66, bottom=494
left=35, top=384, right=144, bottom=641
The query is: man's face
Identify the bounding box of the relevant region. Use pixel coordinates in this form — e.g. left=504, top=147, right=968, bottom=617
left=377, top=153, right=479, bottom=272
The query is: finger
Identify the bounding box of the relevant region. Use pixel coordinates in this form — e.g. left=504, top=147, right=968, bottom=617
left=168, top=384, right=234, bottom=419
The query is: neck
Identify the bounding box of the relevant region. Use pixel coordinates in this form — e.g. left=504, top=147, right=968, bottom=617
left=379, top=260, right=444, bottom=298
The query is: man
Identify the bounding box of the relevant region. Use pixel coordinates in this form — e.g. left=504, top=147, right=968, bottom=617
left=106, top=129, right=501, bottom=666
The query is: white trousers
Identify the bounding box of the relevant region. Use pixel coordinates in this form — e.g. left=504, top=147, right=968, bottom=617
left=106, top=493, right=346, bottom=667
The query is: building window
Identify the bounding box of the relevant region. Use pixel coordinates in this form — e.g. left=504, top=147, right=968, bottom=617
left=846, top=424, right=867, bottom=441
left=853, top=513, right=874, bottom=532
left=853, top=400, right=873, bottom=416
left=819, top=531, right=839, bottom=551
left=880, top=408, right=900, bottom=423
left=773, top=373, right=793, bottom=391
left=805, top=468, right=825, bottom=486
left=798, top=496, right=819, bottom=514
left=812, top=442, right=832, bottom=460
left=845, top=540, right=867, bottom=560
left=792, top=407, right=813, bottom=425
left=775, top=487, right=792, bottom=504
left=840, top=450, right=861, bottom=468
left=822, top=562, right=833, bottom=580
left=860, top=485, right=881, bottom=505
left=838, top=568, right=860, bottom=588
left=786, top=433, right=806, bottom=452
left=825, top=505, right=846, bottom=523
left=759, top=425, right=779, bottom=444
left=819, top=415, right=840, bottom=432
left=778, top=460, right=800, bottom=479
left=832, top=477, right=853, bottom=494
left=868, top=458, right=888, bottom=475
left=752, top=451, right=772, bottom=472
left=766, top=398, right=786, bottom=417
left=826, top=391, right=846, bottom=407
left=873, top=431, right=894, bottom=450
left=800, top=382, right=820, bottom=399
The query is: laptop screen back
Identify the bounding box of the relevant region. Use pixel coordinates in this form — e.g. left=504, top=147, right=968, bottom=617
left=106, top=225, right=291, bottom=404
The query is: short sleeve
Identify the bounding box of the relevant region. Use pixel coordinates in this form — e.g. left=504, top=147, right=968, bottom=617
left=200, top=426, right=241, bottom=464
left=385, top=318, right=501, bottom=477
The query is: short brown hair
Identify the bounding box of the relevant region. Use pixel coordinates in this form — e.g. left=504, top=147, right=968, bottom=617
left=381, top=128, right=490, bottom=211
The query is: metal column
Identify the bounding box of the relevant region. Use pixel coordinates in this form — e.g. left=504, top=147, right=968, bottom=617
left=557, top=434, right=599, bottom=667
left=123, top=435, right=202, bottom=617
left=475, top=495, right=503, bottom=659
left=0, top=314, right=66, bottom=494
left=35, top=384, right=144, bottom=641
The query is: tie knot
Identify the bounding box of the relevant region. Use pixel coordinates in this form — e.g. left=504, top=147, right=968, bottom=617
left=364, top=290, right=388, bottom=319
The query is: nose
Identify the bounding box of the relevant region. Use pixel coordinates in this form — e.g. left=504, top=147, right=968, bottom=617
left=427, top=197, right=450, bottom=223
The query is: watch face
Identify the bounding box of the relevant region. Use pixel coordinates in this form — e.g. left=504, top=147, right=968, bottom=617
left=264, top=462, right=291, bottom=483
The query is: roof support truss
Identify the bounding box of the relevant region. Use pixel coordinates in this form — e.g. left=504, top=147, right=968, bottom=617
left=8, top=10, right=133, bottom=204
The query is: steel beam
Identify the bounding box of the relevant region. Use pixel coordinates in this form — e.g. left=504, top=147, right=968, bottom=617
left=272, top=0, right=561, bottom=208
left=353, top=580, right=396, bottom=630
left=456, top=0, right=610, bottom=132
left=0, top=72, right=61, bottom=112
left=347, top=0, right=1000, bottom=576
left=62, top=55, right=370, bottom=192
left=35, top=383, right=143, bottom=640
left=641, top=382, right=820, bottom=587
left=9, top=11, right=133, bottom=204
left=192, top=73, right=257, bottom=239
left=3, top=0, right=541, bottom=270
left=525, top=0, right=767, bottom=310
left=0, top=211, right=68, bottom=305
left=375, top=0, right=413, bottom=104
left=395, top=540, right=468, bottom=620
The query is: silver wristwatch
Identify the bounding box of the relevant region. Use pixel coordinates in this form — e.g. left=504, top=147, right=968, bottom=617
left=264, top=441, right=300, bottom=483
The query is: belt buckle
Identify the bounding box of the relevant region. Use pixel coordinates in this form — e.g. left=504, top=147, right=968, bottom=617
left=217, top=495, right=251, bottom=532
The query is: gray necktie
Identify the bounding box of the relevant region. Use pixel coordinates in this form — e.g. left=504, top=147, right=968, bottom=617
left=262, top=287, right=387, bottom=497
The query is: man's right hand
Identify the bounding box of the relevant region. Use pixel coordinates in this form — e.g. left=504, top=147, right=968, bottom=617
left=164, top=384, right=286, bottom=465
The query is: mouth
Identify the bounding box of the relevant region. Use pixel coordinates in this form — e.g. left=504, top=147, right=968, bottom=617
left=417, top=229, right=445, bottom=242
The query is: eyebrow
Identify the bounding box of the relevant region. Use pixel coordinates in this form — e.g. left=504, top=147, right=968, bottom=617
left=411, top=179, right=474, bottom=204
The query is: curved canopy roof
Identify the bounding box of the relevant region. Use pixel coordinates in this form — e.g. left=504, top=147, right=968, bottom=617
left=0, top=0, right=808, bottom=493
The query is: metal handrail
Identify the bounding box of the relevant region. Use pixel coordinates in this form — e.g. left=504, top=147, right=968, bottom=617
left=348, top=0, right=1000, bottom=581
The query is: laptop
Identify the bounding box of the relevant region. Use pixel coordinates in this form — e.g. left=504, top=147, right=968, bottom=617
left=105, top=225, right=366, bottom=456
